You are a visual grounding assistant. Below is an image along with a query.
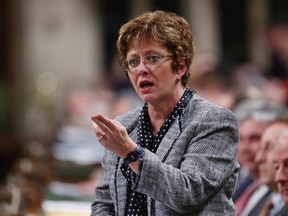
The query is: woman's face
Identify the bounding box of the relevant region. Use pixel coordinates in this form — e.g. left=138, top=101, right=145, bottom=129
left=126, top=38, right=185, bottom=105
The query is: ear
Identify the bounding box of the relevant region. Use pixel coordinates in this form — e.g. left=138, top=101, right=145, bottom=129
left=176, top=58, right=188, bottom=78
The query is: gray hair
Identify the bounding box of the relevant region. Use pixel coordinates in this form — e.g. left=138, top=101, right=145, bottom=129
left=234, top=99, right=288, bottom=123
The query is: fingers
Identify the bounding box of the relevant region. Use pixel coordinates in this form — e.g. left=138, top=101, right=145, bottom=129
left=92, top=115, right=111, bottom=137
left=91, top=114, right=120, bottom=134
left=91, top=114, right=133, bottom=157
left=97, top=133, right=105, bottom=141
left=92, top=114, right=118, bottom=132
left=91, top=114, right=127, bottom=145
left=91, top=121, right=105, bottom=141
left=91, top=114, right=122, bottom=143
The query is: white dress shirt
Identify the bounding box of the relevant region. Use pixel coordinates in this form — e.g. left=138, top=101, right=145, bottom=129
left=240, top=185, right=270, bottom=216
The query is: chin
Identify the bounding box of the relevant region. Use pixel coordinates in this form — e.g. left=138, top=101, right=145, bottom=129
left=141, top=96, right=155, bottom=104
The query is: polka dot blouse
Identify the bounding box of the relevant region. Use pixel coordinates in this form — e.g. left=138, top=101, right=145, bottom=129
left=120, top=87, right=194, bottom=216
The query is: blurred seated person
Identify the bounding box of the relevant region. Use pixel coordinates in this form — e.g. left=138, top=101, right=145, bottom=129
left=233, top=99, right=288, bottom=215
left=273, top=127, right=288, bottom=214
left=242, top=118, right=288, bottom=216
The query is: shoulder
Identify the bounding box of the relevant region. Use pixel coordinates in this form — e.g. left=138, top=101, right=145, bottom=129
left=185, top=94, right=238, bottom=127
left=190, top=94, right=237, bottom=118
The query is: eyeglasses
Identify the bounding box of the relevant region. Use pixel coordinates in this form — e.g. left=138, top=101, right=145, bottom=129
left=126, top=53, right=172, bottom=72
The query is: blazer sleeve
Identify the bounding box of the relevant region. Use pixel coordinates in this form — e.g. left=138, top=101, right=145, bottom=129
left=90, top=108, right=141, bottom=216
left=134, top=104, right=239, bottom=213
left=90, top=150, right=116, bottom=216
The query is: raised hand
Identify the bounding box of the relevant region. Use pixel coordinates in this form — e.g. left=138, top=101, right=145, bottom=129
left=91, top=114, right=137, bottom=158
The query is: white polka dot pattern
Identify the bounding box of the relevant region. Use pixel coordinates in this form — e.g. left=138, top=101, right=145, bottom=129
left=120, top=88, right=194, bottom=215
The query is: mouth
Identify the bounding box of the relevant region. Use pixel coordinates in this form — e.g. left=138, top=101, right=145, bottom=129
left=139, top=80, right=153, bottom=89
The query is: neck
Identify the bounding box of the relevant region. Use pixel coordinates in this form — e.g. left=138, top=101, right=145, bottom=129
left=148, top=86, right=186, bottom=133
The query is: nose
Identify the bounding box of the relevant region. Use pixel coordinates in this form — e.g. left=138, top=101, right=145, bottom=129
left=239, top=139, right=251, bottom=153
left=275, top=167, right=288, bottom=183
left=136, top=59, right=149, bottom=74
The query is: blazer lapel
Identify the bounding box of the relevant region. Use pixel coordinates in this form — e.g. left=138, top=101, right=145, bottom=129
left=114, top=127, right=138, bottom=215
left=156, top=117, right=181, bottom=162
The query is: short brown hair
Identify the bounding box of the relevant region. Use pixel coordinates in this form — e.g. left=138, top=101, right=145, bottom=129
left=116, top=10, right=194, bottom=86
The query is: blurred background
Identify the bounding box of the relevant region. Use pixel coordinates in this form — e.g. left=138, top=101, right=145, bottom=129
left=1, top=0, right=288, bottom=215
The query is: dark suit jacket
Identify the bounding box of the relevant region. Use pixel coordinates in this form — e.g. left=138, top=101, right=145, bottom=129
left=91, top=94, right=240, bottom=215
left=233, top=173, right=254, bottom=201
left=275, top=205, right=288, bottom=216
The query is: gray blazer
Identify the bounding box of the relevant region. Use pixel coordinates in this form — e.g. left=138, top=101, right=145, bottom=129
left=91, top=94, right=240, bottom=216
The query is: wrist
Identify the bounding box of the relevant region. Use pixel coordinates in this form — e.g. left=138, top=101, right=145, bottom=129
left=119, top=139, right=137, bottom=158
left=123, top=145, right=145, bottom=164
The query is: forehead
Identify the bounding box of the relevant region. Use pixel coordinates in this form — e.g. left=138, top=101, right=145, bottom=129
left=262, top=123, right=288, bottom=142
left=128, top=38, right=167, bottom=52
left=274, top=135, right=288, bottom=160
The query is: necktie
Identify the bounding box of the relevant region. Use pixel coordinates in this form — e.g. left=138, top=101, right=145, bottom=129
left=258, top=197, right=273, bottom=216
left=235, top=181, right=259, bottom=216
